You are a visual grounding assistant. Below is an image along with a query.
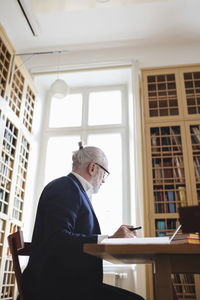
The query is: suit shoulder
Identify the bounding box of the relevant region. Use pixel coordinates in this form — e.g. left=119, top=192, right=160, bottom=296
left=43, top=175, right=81, bottom=195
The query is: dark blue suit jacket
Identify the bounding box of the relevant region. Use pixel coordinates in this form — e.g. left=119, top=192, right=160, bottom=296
left=23, top=173, right=103, bottom=300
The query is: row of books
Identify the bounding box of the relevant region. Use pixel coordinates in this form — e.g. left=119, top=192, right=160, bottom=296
left=154, top=187, right=186, bottom=213
left=151, top=126, right=200, bottom=154
left=156, top=219, right=177, bottom=236
left=172, top=273, right=196, bottom=295
left=153, top=157, right=185, bottom=183
left=151, top=127, right=182, bottom=153
left=154, top=190, right=176, bottom=213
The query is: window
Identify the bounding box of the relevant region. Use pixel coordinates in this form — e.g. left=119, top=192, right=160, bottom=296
left=49, top=94, right=82, bottom=128
left=45, top=135, right=80, bottom=183
left=88, top=133, right=122, bottom=234
left=88, top=90, right=122, bottom=125
left=45, top=86, right=129, bottom=235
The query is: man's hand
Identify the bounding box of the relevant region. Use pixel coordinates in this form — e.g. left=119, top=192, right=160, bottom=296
left=108, top=225, right=137, bottom=238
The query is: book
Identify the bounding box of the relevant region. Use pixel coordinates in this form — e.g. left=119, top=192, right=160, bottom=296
left=170, top=128, right=182, bottom=152
left=154, top=163, right=162, bottom=182
left=157, top=220, right=165, bottom=230
left=171, top=238, right=200, bottom=244
left=178, top=186, right=187, bottom=206
left=163, top=160, right=173, bottom=182
left=193, top=157, right=200, bottom=178
left=174, top=156, right=184, bottom=182
left=160, top=191, right=164, bottom=213
left=167, top=191, right=176, bottom=213
left=171, top=233, right=199, bottom=240
left=192, top=127, right=200, bottom=144
left=161, top=134, right=171, bottom=152
left=156, top=220, right=166, bottom=236
left=151, top=133, right=158, bottom=152
left=154, top=189, right=163, bottom=213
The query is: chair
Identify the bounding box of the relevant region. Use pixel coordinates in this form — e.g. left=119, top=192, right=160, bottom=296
left=7, top=230, right=31, bottom=300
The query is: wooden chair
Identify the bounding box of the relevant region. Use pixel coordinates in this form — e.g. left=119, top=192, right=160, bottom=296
left=7, top=230, right=31, bottom=300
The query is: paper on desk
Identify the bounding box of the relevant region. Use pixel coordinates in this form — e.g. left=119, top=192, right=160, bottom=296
left=100, top=237, right=170, bottom=244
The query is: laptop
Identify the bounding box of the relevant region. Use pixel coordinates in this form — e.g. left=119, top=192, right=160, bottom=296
left=169, top=224, right=182, bottom=242
left=179, top=205, right=200, bottom=234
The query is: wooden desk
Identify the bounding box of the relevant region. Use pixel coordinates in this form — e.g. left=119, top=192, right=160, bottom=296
left=84, top=243, right=200, bottom=300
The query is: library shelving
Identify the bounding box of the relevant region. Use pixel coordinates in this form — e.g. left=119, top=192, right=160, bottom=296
left=0, top=34, right=11, bottom=99
left=141, top=64, right=200, bottom=300
left=0, top=24, right=37, bottom=300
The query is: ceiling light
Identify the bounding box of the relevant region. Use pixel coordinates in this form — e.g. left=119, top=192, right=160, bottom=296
left=49, top=51, right=70, bottom=98
left=50, top=79, right=70, bottom=99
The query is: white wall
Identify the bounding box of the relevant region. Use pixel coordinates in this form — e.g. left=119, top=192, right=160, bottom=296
left=28, top=42, right=200, bottom=75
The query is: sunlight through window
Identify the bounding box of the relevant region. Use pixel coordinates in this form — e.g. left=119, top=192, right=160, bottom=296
left=45, top=136, right=80, bottom=184
left=49, top=94, right=82, bottom=128
left=88, top=90, right=122, bottom=125
left=45, top=86, right=128, bottom=235
left=88, top=133, right=122, bottom=235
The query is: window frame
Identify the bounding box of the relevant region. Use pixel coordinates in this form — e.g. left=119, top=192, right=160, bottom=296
left=43, top=84, right=131, bottom=225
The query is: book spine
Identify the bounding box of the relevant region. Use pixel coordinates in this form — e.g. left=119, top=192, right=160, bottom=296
left=167, top=191, right=176, bottom=213
left=193, top=156, right=200, bottom=179
left=192, top=127, right=200, bottom=144
left=174, top=156, right=184, bottom=182
left=170, top=127, right=182, bottom=152
left=156, top=220, right=166, bottom=236
left=178, top=186, right=187, bottom=206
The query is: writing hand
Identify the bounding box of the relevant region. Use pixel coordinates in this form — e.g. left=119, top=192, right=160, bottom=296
left=108, top=225, right=141, bottom=238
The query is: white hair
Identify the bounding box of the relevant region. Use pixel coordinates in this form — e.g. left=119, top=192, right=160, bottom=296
left=72, top=144, right=108, bottom=171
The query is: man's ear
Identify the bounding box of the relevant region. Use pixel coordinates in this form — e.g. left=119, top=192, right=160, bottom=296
left=88, top=162, right=95, bottom=176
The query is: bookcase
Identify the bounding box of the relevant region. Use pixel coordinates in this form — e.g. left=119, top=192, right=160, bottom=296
left=141, top=64, right=200, bottom=299
left=0, top=25, right=37, bottom=300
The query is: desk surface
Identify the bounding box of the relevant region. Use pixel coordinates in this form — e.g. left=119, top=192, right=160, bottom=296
left=84, top=243, right=200, bottom=300
left=84, top=243, right=200, bottom=264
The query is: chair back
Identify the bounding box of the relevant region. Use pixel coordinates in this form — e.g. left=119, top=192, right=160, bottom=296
left=7, top=230, right=31, bottom=300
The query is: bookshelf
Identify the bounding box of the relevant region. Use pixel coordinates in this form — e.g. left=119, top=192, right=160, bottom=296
left=0, top=34, right=11, bottom=98
left=188, top=124, right=200, bottom=205
left=23, top=85, right=36, bottom=133
left=0, top=25, right=37, bottom=300
left=9, top=67, right=25, bottom=117
left=141, top=64, right=200, bottom=300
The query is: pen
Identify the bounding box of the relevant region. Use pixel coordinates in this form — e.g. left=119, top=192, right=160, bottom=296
left=129, top=226, right=142, bottom=231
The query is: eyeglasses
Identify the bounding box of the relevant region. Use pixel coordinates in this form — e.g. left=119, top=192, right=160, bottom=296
left=95, top=163, right=110, bottom=179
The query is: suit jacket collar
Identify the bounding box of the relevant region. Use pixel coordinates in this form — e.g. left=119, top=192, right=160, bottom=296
left=68, top=173, right=86, bottom=193
left=67, top=173, right=101, bottom=234
left=67, top=173, right=95, bottom=212
left=71, top=171, right=93, bottom=198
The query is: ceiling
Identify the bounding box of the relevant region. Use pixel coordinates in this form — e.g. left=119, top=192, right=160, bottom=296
left=0, top=0, right=200, bottom=88
left=1, top=0, right=200, bottom=53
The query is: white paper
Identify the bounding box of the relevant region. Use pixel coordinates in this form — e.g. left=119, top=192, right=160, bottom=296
left=101, top=237, right=170, bottom=244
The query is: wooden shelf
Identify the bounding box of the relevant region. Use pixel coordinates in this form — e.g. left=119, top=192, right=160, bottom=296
left=0, top=25, right=37, bottom=300
left=141, top=64, right=200, bottom=299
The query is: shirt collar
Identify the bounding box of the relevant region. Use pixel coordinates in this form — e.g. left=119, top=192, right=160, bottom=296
left=71, top=171, right=94, bottom=199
